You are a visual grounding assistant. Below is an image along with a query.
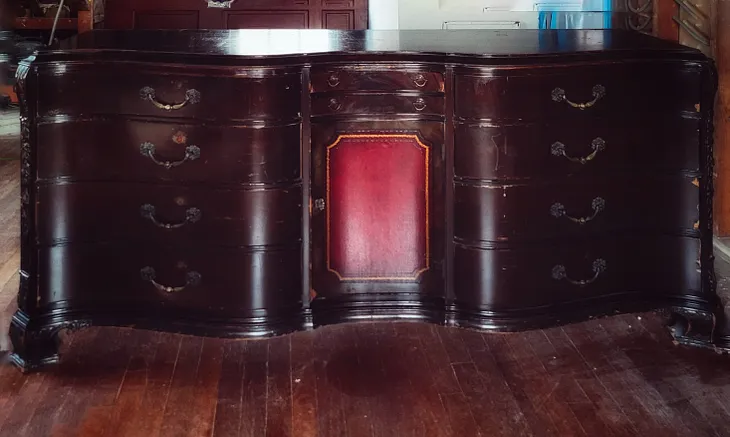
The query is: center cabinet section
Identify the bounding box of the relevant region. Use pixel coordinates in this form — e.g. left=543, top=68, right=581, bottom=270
left=310, top=120, right=446, bottom=321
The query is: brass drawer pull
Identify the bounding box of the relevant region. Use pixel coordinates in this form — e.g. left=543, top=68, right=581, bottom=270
left=314, top=198, right=325, bottom=212
left=413, top=98, right=427, bottom=111
left=552, top=259, right=606, bottom=286
left=550, top=197, right=605, bottom=224
left=140, top=142, right=200, bottom=169
left=327, top=73, right=340, bottom=87
left=140, top=204, right=202, bottom=229
left=551, top=138, right=605, bottom=164
left=140, top=266, right=201, bottom=293
left=139, top=86, right=201, bottom=111
left=412, top=73, right=428, bottom=88
left=551, top=84, right=606, bottom=109
left=328, top=98, right=342, bottom=111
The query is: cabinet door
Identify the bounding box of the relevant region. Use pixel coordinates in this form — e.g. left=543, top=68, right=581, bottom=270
left=310, top=121, right=445, bottom=302
left=104, top=0, right=222, bottom=29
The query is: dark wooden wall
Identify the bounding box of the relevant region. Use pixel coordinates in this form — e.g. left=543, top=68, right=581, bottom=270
left=713, top=0, right=730, bottom=236
left=102, top=0, right=369, bottom=30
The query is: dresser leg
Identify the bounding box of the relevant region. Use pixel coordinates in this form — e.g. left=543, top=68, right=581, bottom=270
left=667, top=306, right=719, bottom=350
left=7, top=310, right=90, bottom=373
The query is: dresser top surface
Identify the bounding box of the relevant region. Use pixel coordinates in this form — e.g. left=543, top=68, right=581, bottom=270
left=49, top=29, right=703, bottom=61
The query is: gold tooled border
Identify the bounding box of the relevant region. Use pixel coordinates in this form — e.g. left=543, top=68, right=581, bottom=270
left=326, top=134, right=430, bottom=281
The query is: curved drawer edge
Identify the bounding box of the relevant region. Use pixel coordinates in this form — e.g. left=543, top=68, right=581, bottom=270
left=10, top=306, right=307, bottom=343
left=446, top=293, right=717, bottom=333
left=310, top=294, right=446, bottom=327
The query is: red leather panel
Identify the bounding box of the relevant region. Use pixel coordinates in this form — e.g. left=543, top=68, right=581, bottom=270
left=327, top=135, right=429, bottom=281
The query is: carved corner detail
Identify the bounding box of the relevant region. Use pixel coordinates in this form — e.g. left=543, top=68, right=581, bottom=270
left=667, top=306, right=715, bottom=343
left=8, top=311, right=92, bottom=373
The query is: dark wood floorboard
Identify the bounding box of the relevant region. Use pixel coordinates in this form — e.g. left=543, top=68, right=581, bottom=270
left=1, top=122, right=730, bottom=436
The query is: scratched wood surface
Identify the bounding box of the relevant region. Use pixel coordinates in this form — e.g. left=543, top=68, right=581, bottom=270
left=2, top=116, right=730, bottom=437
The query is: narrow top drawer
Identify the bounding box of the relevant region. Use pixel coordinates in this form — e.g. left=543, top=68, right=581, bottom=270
left=455, top=63, right=702, bottom=120
left=37, top=65, right=302, bottom=121
left=311, top=68, right=444, bottom=93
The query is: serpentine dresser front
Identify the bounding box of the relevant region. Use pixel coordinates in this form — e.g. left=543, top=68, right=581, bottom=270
left=9, top=29, right=721, bottom=371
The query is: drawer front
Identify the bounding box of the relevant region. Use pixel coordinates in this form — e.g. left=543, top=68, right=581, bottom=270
left=311, top=69, right=445, bottom=93
left=455, top=176, right=699, bottom=243
left=454, top=118, right=700, bottom=180
left=38, top=244, right=303, bottom=316
left=454, top=236, right=701, bottom=312
left=311, top=94, right=445, bottom=117
left=37, top=67, right=302, bottom=121
left=455, top=64, right=701, bottom=120
left=37, top=182, right=302, bottom=247
left=37, top=120, right=301, bottom=185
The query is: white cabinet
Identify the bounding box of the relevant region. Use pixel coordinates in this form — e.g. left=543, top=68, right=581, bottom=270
left=369, top=0, right=613, bottom=30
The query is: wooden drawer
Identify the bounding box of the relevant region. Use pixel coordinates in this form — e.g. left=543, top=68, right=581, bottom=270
left=37, top=65, right=302, bottom=121
left=454, top=236, right=702, bottom=312
left=454, top=63, right=702, bottom=120
left=454, top=117, right=700, bottom=180
left=454, top=176, right=699, bottom=243
left=311, top=93, right=445, bottom=117
left=36, top=182, right=302, bottom=247
left=311, top=68, right=445, bottom=93
left=37, top=244, right=303, bottom=317
left=36, top=119, right=301, bottom=185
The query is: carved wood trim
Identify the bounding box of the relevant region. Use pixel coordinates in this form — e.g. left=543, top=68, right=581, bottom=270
left=14, top=57, right=37, bottom=313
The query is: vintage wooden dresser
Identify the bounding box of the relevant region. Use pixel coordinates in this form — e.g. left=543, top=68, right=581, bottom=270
left=9, top=29, right=720, bottom=371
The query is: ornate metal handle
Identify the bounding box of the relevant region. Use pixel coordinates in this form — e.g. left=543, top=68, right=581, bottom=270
left=140, top=204, right=202, bottom=229
left=140, top=142, right=201, bottom=169
left=551, top=138, right=606, bottom=165
left=551, top=84, right=606, bottom=110
left=412, top=73, right=428, bottom=88
left=328, top=98, right=342, bottom=111
left=140, top=267, right=201, bottom=293
left=314, top=198, right=325, bottom=212
left=550, top=197, right=605, bottom=225
left=139, top=86, right=201, bottom=111
left=327, top=73, right=340, bottom=87
left=413, top=98, right=427, bottom=111
left=552, top=259, right=607, bottom=286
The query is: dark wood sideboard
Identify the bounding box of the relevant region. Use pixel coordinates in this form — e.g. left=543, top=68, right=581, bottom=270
left=9, top=29, right=721, bottom=371
left=102, top=0, right=369, bottom=30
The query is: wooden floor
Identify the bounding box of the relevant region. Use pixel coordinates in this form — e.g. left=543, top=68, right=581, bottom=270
left=0, top=109, right=20, bottom=160
left=2, top=114, right=730, bottom=437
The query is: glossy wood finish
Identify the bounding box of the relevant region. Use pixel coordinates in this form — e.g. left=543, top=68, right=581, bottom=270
left=36, top=65, right=302, bottom=122
left=38, top=243, right=303, bottom=317
left=311, top=93, right=445, bottom=117
left=102, top=0, right=369, bottom=30
left=35, top=183, right=302, bottom=246
left=453, top=64, right=703, bottom=120
left=454, top=117, right=701, bottom=180
left=310, top=68, right=445, bottom=93
left=454, top=176, right=699, bottom=242
left=51, top=29, right=709, bottom=60
left=36, top=119, right=302, bottom=185
left=9, top=29, right=721, bottom=371
left=454, top=236, right=702, bottom=317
